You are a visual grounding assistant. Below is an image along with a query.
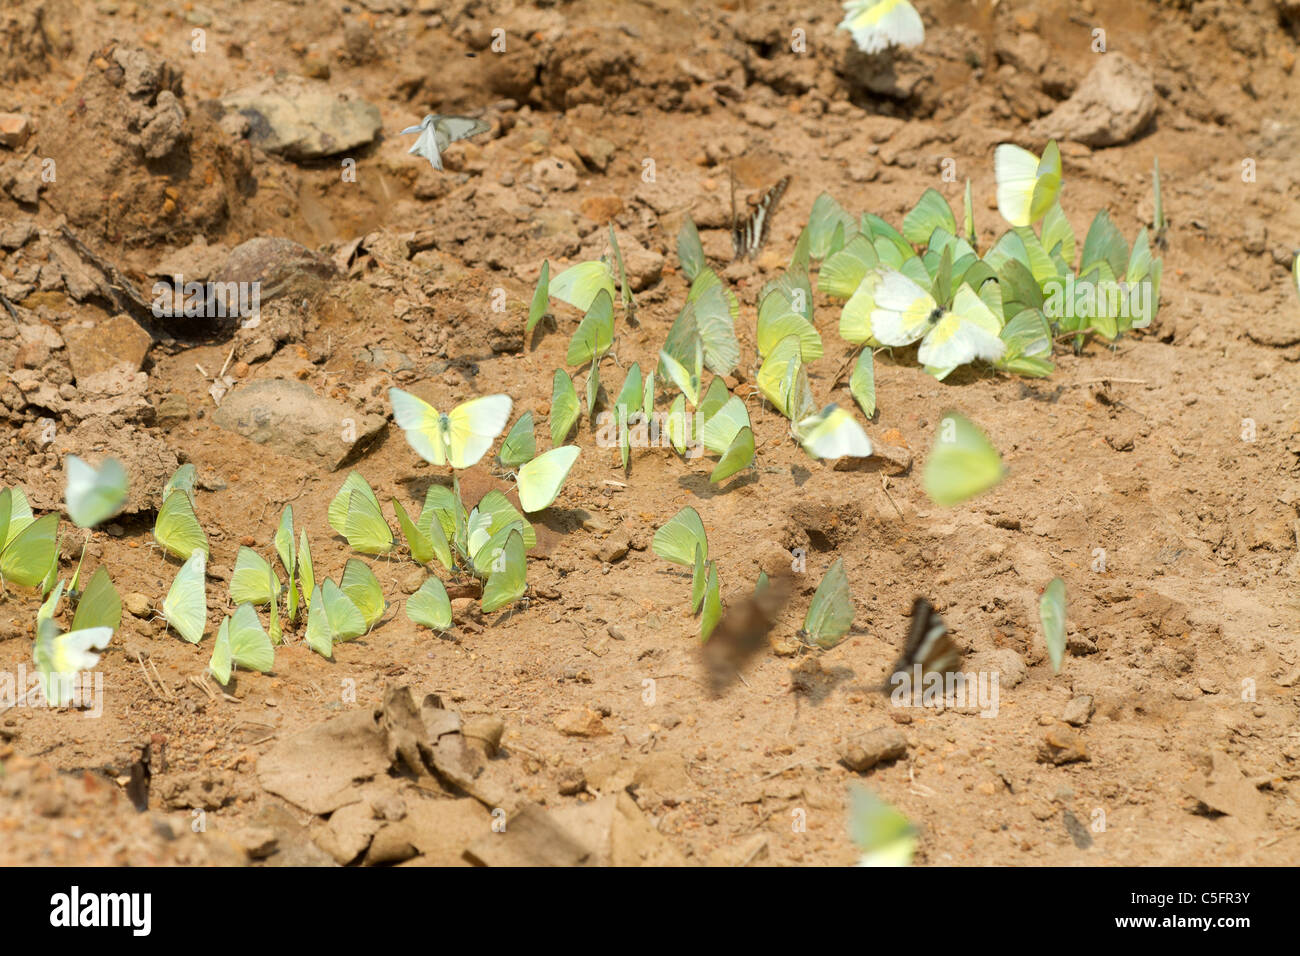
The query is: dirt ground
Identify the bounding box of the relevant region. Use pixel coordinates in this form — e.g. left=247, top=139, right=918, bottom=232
left=1, top=0, right=1299, bottom=866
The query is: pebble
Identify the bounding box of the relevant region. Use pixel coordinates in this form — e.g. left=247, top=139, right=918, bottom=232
left=840, top=727, right=908, bottom=772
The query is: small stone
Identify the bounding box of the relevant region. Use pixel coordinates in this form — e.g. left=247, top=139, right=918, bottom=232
left=1037, top=729, right=1089, bottom=765
left=0, top=113, right=32, bottom=149
left=155, top=392, right=191, bottom=426
left=554, top=706, right=609, bottom=737
left=63, top=313, right=152, bottom=382
left=533, top=157, right=579, bottom=191
left=1061, top=695, right=1094, bottom=727
left=579, top=195, right=624, bottom=224
left=124, top=593, right=152, bottom=618
left=841, top=727, right=908, bottom=772
left=557, top=766, right=586, bottom=796
left=595, top=527, right=631, bottom=564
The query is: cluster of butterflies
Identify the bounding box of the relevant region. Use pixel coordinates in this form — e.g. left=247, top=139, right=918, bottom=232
left=817, top=141, right=1164, bottom=386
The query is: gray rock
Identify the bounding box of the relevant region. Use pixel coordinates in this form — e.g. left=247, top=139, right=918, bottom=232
left=212, top=378, right=386, bottom=470
left=1030, top=54, right=1156, bottom=147
left=967, top=648, right=1028, bottom=688
left=220, top=79, right=382, bottom=160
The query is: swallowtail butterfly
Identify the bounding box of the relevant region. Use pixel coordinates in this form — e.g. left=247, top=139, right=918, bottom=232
left=731, top=174, right=790, bottom=261
left=881, top=597, right=963, bottom=690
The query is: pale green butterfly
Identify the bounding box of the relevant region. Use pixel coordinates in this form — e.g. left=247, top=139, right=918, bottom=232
left=340, top=558, right=386, bottom=631
left=551, top=369, right=580, bottom=446
left=297, top=529, right=314, bottom=611
left=230, top=546, right=279, bottom=606
left=70, top=566, right=121, bottom=634
left=481, top=528, right=526, bottom=613
left=689, top=545, right=708, bottom=614
left=821, top=235, right=880, bottom=301
left=849, top=348, right=876, bottom=419
left=848, top=785, right=916, bottom=867
left=792, top=404, right=872, bottom=461
left=838, top=269, right=885, bottom=345
left=0, top=510, right=57, bottom=590
left=469, top=490, right=536, bottom=549
left=549, top=259, right=615, bottom=312
left=994, top=140, right=1062, bottom=228
left=902, top=187, right=956, bottom=246
left=209, top=603, right=275, bottom=686
left=407, top=576, right=452, bottom=630
left=517, top=446, right=581, bottom=514
left=659, top=301, right=704, bottom=405
left=327, top=471, right=394, bottom=554
left=153, top=489, right=209, bottom=561
left=697, top=376, right=730, bottom=425
left=922, top=412, right=1005, bottom=506
left=686, top=272, right=740, bottom=376
left=275, top=506, right=298, bottom=623
left=162, top=464, right=197, bottom=501
left=700, top=396, right=749, bottom=455
left=1039, top=577, right=1067, bottom=674
left=389, top=388, right=512, bottom=470
left=614, top=363, right=643, bottom=471
left=0, top=485, right=35, bottom=547
left=566, top=288, right=615, bottom=367
left=527, top=260, right=550, bottom=334
left=798, top=557, right=853, bottom=649
left=64, top=455, right=127, bottom=529
left=33, top=616, right=112, bottom=707
left=652, top=507, right=707, bottom=566
left=393, top=492, right=453, bottom=571
left=756, top=308, right=822, bottom=361
left=710, top=427, right=755, bottom=484
left=757, top=334, right=815, bottom=420
left=497, top=412, right=537, bottom=469
left=699, top=562, right=722, bottom=642
left=305, top=581, right=367, bottom=659
left=163, top=551, right=207, bottom=644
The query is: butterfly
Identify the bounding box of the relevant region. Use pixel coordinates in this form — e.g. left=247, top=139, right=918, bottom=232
left=389, top=388, right=512, bottom=471
left=64, top=455, right=127, bottom=529
left=869, top=269, right=1005, bottom=376
left=731, top=174, right=790, bottom=260
left=838, top=0, right=925, bottom=56
left=994, top=140, right=1062, bottom=228
left=701, top=571, right=793, bottom=695
left=922, top=411, right=1005, bottom=506
left=880, top=597, right=962, bottom=691
left=400, top=114, right=490, bottom=171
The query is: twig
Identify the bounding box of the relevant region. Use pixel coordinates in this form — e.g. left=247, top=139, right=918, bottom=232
left=137, top=656, right=162, bottom=699
left=880, top=476, right=905, bottom=520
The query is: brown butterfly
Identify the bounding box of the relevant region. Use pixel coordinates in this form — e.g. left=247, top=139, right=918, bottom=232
left=879, top=597, right=963, bottom=692
left=701, top=571, right=793, bottom=695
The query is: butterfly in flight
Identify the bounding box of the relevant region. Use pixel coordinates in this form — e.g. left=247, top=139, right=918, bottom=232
left=400, top=114, right=491, bottom=171
left=701, top=571, right=793, bottom=695
left=879, top=597, right=963, bottom=691
left=731, top=173, right=790, bottom=261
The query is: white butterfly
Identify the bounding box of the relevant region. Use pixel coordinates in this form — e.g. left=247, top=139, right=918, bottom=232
left=400, top=114, right=491, bottom=171
left=839, top=0, right=925, bottom=56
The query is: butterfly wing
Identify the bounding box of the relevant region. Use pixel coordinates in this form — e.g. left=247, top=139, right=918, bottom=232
left=651, top=507, right=708, bottom=566
left=794, top=405, right=873, bottom=460
left=65, top=455, right=127, bottom=529
left=840, top=0, right=924, bottom=55
left=163, top=552, right=207, bottom=644
left=732, top=176, right=790, bottom=260
left=407, top=576, right=452, bottom=630
left=344, top=489, right=394, bottom=555
left=435, top=116, right=490, bottom=148
left=228, top=603, right=275, bottom=674
left=995, top=143, right=1047, bottom=228
left=153, top=490, right=208, bottom=561
left=480, top=529, right=526, bottom=613
left=389, top=388, right=447, bottom=466
left=801, top=558, right=854, bottom=648
left=517, top=445, right=581, bottom=513
left=70, top=566, right=121, bottom=633
left=408, top=122, right=444, bottom=170
left=0, top=512, right=58, bottom=589
left=340, top=558, right=385, bottom=630
left=444, top=394, right=513, bottom=470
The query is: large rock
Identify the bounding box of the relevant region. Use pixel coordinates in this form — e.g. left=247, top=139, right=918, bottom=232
left=1030, top=54, right=1156, bottom=147
left=211, top=378, right=386, bottom=470
left=212, top=237, right=336, bottom=305
left=220, top=79, right=382, bottom=160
